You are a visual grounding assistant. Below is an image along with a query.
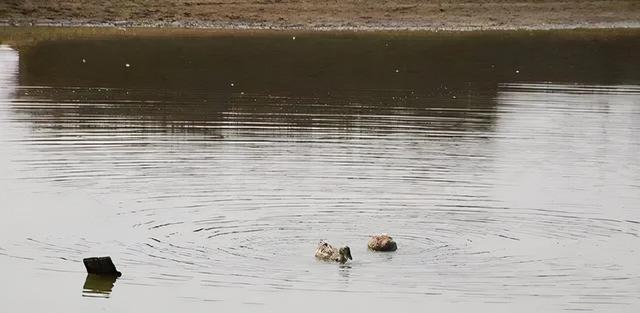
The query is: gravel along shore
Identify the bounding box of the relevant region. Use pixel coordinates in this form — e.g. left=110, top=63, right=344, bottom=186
left=1, top=0, right=640, bottom=31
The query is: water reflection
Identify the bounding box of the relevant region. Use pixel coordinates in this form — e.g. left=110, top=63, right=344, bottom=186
left=338, top=263, right=352, bottom=280
left=0, top=45, right=18, bottom=99
left=82, top=274, right=118, bottom=298
left=0, top=45, right=18, bottom=198
left=8, top=31, right=640, bottom=139
left=495, top=83, right=640, bottom=220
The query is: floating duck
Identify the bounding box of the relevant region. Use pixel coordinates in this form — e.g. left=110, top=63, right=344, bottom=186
left=315, top=240, right=352, bottom=263
left=368, top=234, right=397, bottom=251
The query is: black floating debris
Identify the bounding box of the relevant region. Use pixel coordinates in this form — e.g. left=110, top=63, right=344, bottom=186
left=83, top=256, right=122, bottom=277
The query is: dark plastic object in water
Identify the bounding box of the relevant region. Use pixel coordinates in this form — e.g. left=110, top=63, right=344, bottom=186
left=83, top=256, right=122, bottom=277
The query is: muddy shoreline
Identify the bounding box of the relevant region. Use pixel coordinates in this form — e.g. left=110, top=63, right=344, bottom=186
left=2, top=1, right=640, bottom=32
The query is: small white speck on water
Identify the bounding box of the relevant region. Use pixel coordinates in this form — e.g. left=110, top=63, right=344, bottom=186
left=240, top=91, right=245, bottom=95
left=125, top=63, right=130, bottom=68
left=230, top=83, right=235, bottom=87
left=452, top=95, right=457, bottom=99
left=395, top=69, right=399, bottom=73
left=292, top=36, right=296, bottom=40
left=515, top=69, right=520, bottom=73
left=82, top=59, right=86, bottom=63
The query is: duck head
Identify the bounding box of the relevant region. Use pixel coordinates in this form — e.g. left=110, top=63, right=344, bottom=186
left=339, top=246, right=353, bottom=261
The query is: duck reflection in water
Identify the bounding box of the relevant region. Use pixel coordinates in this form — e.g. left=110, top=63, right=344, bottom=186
left=338, top=263, right=352, bottom=280
left=82, top=274, right=118, bottom=298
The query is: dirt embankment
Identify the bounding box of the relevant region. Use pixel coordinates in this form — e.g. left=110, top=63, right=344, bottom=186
left=1, top=0, right=639, bottom=31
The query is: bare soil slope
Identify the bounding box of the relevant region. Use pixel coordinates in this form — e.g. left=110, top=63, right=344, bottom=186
left=1, top=0, right=639, bottom=30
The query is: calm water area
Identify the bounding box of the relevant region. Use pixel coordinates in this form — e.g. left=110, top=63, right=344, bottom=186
left=0, top=28, right=639, bottom=312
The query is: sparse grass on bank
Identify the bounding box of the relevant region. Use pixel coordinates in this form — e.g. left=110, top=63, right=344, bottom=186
left=1, top=0, right=639, bottom=31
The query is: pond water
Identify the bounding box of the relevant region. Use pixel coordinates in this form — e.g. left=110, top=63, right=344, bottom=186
left=1, top=29, right=639, bottom=312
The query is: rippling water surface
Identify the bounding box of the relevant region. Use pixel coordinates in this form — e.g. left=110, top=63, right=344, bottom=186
left=1, top=30, right=639, bottom=312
